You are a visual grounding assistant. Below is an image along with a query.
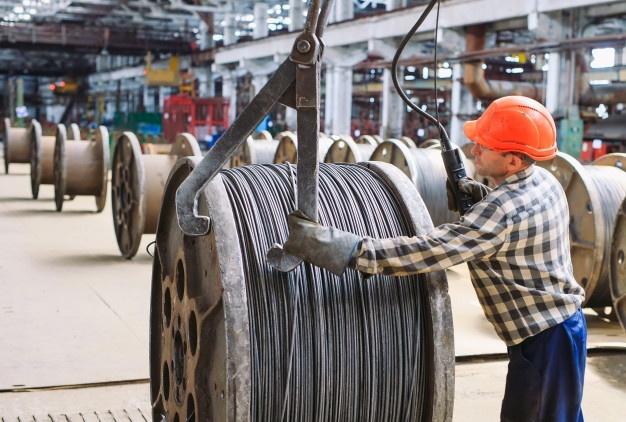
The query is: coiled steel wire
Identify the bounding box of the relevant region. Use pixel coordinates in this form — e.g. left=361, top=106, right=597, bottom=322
left=219, top=163, right=431, bottom=422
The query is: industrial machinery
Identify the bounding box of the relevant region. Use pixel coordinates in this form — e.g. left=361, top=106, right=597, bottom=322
left=162, top=95, right=229, bottom=149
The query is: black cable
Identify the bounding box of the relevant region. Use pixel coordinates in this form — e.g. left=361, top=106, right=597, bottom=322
left=391, top=0, right=452, bottom=150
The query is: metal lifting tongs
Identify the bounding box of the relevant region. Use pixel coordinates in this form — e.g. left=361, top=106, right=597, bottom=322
left=175, top=0, right=335, bottom=271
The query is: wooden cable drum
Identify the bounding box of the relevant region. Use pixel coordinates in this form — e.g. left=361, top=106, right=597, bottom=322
left=370, top=139, right=474, bottom=226
left=323, top=136, right=376, bottom=163
left=30, top=120, right=58, bottom=199
left=418, top=139, right=442, bottom=149
left=356, top=135, right=379, bottom=146
left=273, top=131, right=334, bottom=164
left=399, top=136, right=418, bottom=148
left=3, top=118, right=30, bottom=174
left=68, top=123, right=81, bottom=141
left=538, top=152, right=626, bottom=307
left=253, top=130, right=273, bottom=141
left=112, top=132, right=201, bottom=259
left=150, top=158, right=453, bottom=421
left=143, top=143, right=176, bottom=155
left=230, top=137, right=279, bottom=168
left=612, top=195, right=626, bottom=331
left=53, top=125, right=109, bottom=212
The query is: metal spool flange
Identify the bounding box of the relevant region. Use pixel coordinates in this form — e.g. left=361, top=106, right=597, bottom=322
left=273, top=131, right=333, bottom=164
left=230, top=137, right=279, bottom=168
left=419, top=139, right=442, bottom=149
left=612, top=195, right=626, bottom=331
left=356, top=135, right=379, bottom=146
left=68, top=123, right=81, bottom=141
left=538, top=152, right=626, bottom=307
left=400, top=136, right=417, bottom=148
left=30, top=120, right=57, bottom=199
left=323, top=136, right=376, bottom=163
left=371, top=139, right=474, bottom=226
left=3, top=117, right=30, bottom=174
left=150, top=159, right=453, bottom=421
left=54, top=125, right=110, bottom=212
left=112, top=132, right=201, bottom=259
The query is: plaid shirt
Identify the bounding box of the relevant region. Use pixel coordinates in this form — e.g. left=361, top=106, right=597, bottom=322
left=354, top=166, right=585, bottom=346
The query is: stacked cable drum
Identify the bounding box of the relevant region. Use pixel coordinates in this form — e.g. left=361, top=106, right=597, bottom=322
left=323, top=136, right=376, bottom=164
left=54, top=125, right=109, bottom=212
left=29, top=120, right=59, bottom=199
left=370, top=139, right=474, bottom=226
left=612, top=195, right=626, bottom=330
left=111, top=132, right=201, bottom=259
left=273, top=131, right=334, bottom=164
left=150, top=159, right=453, bottom=421
left=539, top=152, right=626, bottom=309
left=3, top=118, right=30, bottom=174
left=230, top=135, right=279, bottom=168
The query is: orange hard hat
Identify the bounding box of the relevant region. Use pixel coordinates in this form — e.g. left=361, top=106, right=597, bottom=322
left=463, top=96, right=557, bottom=161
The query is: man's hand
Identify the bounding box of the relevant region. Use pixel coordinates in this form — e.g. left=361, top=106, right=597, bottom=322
left=446, top=177, right=492, bottom=212
left=281, top=211, right=362, bottom=276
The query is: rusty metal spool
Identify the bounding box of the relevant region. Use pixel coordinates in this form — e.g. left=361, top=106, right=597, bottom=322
left=3, top=118, right=30, bottom=174
left=419, top=138, right=442, bottom=149
left=371, top=139, right=474, bottom=226
left=612, top=196, right=626, bottom=331
left=150, top=158, right=453, bottom=421
left=399, top=136, right=418, bottom=148
left=111, top=132, right=201, bottom=259
left=539, top=152, right=626, bottom=308
left=229, top=137, right=279, bottom=168
left=53, top=125, right=110, bottom=212
left=272, top=131, right=334, bottom=164
left=29, top=120, right=60, bottom=199
left=323, top=136, right=376, bottom=163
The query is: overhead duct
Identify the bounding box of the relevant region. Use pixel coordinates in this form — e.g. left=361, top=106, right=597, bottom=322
left=463, top=25, right=543, bottom=101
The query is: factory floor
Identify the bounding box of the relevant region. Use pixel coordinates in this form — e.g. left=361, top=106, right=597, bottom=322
left=1, top=162, right=625, bottom=421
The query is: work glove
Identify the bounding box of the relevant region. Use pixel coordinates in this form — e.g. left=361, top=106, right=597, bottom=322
left=282, top=211, right=362, bottom=276
left=446, top=177, right=491, bottom=212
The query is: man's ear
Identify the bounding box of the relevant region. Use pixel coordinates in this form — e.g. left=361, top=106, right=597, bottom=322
left=506, top=153, right=523, bottom=171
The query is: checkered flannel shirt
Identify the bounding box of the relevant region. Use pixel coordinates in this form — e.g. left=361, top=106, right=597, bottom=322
left=354, top=165, right=585, bottom=346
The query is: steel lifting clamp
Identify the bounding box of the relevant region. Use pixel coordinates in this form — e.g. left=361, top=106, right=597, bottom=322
left=175, top=0, right=334, bottom=271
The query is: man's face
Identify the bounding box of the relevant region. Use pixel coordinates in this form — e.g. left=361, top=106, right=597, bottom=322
left=471, top=142, right=517, bottom=180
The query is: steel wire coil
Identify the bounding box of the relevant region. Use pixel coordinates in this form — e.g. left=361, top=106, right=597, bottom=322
left=150, top=159, right=454, bottom=421
left=539, top=152, right=626, bottom=307
left=370, top=139, right=474, bottom=226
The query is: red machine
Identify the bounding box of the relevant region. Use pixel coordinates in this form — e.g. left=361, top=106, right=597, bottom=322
left=162, top=95, right=229, bottom=146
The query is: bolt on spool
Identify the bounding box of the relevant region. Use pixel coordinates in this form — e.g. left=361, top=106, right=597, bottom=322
left=539, top=152, right=626, bottom=308
left=272, top=131, right=334, bottom=164
left=53, top=124, right=110, bottom=212
left=150, top=158, right=454, bottom=421
left=30, top=120, right=62, bottom=200
left=371, top=138, right=474, bottom=226
left=111, top=132, right=202, bottom=259
left=3, top=118, right=30, bottom=174
left=323, top=135, right=376, bottom=164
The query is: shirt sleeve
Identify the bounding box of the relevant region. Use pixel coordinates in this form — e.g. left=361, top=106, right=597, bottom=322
left=353, top=200, right=510, bottom=276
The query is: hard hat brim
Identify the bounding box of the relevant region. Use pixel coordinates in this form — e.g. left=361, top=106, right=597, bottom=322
left=463, top=119, right=478, bottom=143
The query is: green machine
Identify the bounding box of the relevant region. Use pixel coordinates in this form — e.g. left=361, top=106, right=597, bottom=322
left=557, top=106, right=584, bottom=158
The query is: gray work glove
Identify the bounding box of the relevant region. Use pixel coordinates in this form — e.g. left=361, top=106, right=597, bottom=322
left=282, top=211, right=362, bottom=276
left=446, top=177, right=491, bottom=212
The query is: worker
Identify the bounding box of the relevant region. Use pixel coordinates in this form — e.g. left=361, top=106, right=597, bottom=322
left=283, top=95, right=587, bottom=422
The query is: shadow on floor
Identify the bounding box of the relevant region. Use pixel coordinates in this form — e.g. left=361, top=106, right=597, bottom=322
left=0, top=197, right=53, bottom=203
left=0, top=208, right=96, bottom=217
left=49, top=253, right=154, bottom=267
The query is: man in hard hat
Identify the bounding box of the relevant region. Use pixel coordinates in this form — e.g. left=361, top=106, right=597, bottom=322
left=283, top=96, right=587, bottom=421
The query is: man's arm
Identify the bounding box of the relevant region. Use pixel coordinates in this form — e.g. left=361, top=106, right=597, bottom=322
left=354, top=201, right=510, bottom=276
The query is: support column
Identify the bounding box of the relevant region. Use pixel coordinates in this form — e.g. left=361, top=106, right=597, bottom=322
left=331, top=66, right=353, bottom=136
left=330, top=0, right=354, bottom=23
left=253, top=3, right=269, bottom=39
left=289, top=0, right=304, bottom=32
left=380, top=68, right=404, bottom=138
left=251, top=74, right=268, bottom=97
left=197, top=67, right=214, bottom=98
left=222, top=73, right=237, bottom=124
left=223, top=2, right=237, bottom=46
left=385, top=0, right=408, bottom=11
left=450, top=63, right=466, bottom=145
left=546, top=51, right=576, bottom=115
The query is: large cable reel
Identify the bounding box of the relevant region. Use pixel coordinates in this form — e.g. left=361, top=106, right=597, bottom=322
left=150, top=159, right=454, bottom=421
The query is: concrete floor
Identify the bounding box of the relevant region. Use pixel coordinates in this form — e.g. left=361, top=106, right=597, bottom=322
left=1, top=161, right=625, bottom=420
